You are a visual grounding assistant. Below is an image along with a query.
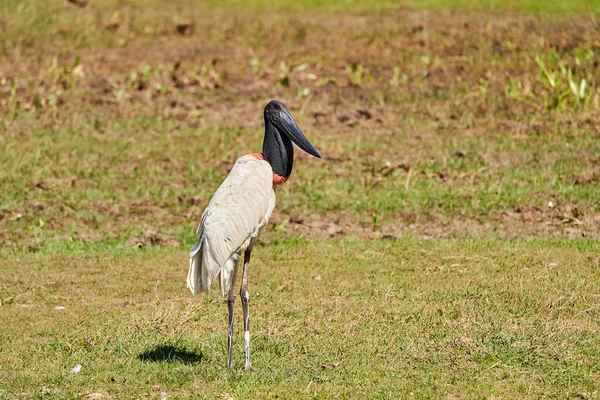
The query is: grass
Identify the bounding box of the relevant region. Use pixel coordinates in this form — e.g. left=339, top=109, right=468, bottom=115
left=1, top=0, right=600, bottom=398
left=2, top=239, right=600, bottom=398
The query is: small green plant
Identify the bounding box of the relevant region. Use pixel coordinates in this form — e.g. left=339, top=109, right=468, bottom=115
left=55, top=56, right=84, bottom=90
left=185, top=60, right=222, bottom=90
left=534, top=55, right=593, bottom=110
left=296, top=86, right=310, bottom=99
left=279, top=61, right=291, bottom=86
left=279, top=61, right=310, bottom=87
left=250, top=57, right=266, bottom=77
left=155, top=83, right=167, bottom=94
left=568, top=71, right=586, bottom=102
left=346, top=63, right=372, bottom=86
left=389, top=67, right=407, bottom=86
left=128, top=64, right=152, bottom=91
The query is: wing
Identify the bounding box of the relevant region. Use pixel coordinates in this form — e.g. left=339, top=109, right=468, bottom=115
left=187, top=155, right=276, bottom=295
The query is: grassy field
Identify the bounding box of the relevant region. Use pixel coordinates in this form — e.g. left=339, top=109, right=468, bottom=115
left=1, top=0, right=600, bottom=398
left=2, top=240, right=600, bottom=398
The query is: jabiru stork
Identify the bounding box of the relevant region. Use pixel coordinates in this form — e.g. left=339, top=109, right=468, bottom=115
left=187, top=100, right=321, bottom=370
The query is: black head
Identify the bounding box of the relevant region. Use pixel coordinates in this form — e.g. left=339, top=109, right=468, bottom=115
left=264, top=100, right=321, bottom=159
left=264, top=100, right=287, bottom=115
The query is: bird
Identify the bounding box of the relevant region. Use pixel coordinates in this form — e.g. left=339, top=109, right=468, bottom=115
left=187, top=100, right=321, bottom=370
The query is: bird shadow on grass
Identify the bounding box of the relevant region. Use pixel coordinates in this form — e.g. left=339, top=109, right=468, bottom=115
left=138, top=344, right=203, bottom=364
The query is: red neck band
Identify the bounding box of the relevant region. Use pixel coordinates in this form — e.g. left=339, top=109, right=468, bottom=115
left=250, top=153, right=288, bottom=185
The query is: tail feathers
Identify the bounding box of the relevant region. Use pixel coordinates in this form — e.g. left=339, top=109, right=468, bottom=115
left=187, top=235, right=237, bottom=297
left=187, top=237, right=205, bottom=295
left=189, top=236, right=203, bottom=258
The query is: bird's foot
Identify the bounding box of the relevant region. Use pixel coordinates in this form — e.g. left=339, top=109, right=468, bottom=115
left=243, top=363, right=253, bottom=371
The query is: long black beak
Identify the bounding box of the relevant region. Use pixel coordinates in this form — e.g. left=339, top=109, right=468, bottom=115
left=278, top=110, right=321, bottom=159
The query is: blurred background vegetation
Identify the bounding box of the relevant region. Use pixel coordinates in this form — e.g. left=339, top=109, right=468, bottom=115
left=2, top=0, right=600, bottom=251
left=2, top=1, right=600, bottom=399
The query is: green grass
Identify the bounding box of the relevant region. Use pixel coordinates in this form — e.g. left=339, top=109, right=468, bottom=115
left=2, top=0, right=600, bottom=398
left=2, top=238, right=600, bottom=398
left=1, top=0, right=598, bottom=55
left=201, top=0, right=600, bottom=13
left=2, top=110, right=598, bottom=249
left=406, top=0, right=600, bottom=12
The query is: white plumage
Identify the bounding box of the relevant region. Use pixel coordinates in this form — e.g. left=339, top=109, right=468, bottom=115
left=187, top=154, right=276, bottom=297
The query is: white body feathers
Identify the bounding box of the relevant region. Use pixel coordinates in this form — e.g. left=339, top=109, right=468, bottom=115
left=187, top=154, right=276, bottom=296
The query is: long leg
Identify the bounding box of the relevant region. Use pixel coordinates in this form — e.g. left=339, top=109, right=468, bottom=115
left=226, top=257, right=240, bottom=369
left=240, top=241, right=255, bottom=371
